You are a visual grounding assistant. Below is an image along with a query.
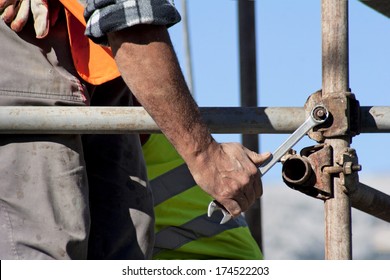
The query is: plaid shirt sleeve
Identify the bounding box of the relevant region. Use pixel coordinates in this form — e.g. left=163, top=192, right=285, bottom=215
left=84, top=0, right=181, bottom=45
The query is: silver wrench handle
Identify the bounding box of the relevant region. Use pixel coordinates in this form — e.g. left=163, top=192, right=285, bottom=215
left=208, top=105, right=329, bottom=224
left=259, top=105, right=329, bottom=176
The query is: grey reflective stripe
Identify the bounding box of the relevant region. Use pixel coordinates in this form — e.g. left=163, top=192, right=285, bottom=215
left=150, top=163, right=196, bottom=206
left=153, top=212, right=248, bottom=256
left=151, top=163, right=249, bottom=256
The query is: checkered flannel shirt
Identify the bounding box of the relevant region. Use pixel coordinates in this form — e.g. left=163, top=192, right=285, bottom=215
left=84, top=0, right=181, bottom=45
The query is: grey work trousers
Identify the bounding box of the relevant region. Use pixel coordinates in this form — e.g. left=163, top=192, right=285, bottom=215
left=0, top=14, right=154, bottom=259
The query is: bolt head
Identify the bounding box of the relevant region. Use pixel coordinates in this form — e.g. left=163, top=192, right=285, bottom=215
left=312, top=106, right=328, bottom=121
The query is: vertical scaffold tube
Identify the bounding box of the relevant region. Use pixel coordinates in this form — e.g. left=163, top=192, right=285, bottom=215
left=238, top=0, right=262, bottom=251
left=322, top=0, right=353, bottom=259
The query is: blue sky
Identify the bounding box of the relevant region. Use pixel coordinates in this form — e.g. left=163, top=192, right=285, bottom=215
left=168, top=0, right=390, bottom=185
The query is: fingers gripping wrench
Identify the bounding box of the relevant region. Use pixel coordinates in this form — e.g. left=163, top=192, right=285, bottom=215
left=208, top=105, right=329, bottom=224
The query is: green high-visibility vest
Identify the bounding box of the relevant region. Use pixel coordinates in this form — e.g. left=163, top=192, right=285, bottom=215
left=142, top=134, right=263, bottom=260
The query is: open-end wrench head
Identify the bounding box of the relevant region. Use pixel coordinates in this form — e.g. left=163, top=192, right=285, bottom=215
left=207, top=201, right=218, bottom=217
left=207, top=200, right=232, bottom=224
left=220, top=211, right=232, bottom=224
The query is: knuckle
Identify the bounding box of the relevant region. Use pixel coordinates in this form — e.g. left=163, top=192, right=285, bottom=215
left=227, top=180, right=241, bottom=192
left=229, top=205, right=242, bottom=217
left=221, top=199, right=241, bottom=217
left=241, top=176, right=251, bottom=187
left=249, top=165, right=259, bottom=176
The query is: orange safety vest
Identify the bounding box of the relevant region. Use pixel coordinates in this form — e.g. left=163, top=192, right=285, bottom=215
left=58, top=0, right=120, bottom=85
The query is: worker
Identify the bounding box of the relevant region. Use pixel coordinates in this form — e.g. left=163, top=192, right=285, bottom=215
left=0, top=0, right=270, bottom=259
left=142, top=133, right=263, bottom=259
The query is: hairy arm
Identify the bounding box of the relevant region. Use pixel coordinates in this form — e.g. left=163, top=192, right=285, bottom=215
left=108, top=25, right=214, bottom=166
left=108, top=25, right=270, bottom=216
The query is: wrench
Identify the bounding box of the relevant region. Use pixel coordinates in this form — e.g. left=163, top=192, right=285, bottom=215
left=208, top=105, right=329, bottom=224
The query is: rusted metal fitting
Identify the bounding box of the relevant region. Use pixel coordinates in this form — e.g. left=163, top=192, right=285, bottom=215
left=304, top=90, right=361, bottom=142
left=280, top=149, right=297, bottom=163
left=323, top=162, right=362, bottom=175
left=282, top=155, right=313, bottom=185
left=281, top=144, right=333, bottom=200
left=282, top=155, right=317, bottom=196
left=312, top=147, right=361, bottom=195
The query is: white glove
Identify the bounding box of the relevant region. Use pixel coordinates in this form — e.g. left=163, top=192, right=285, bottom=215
left=0, top=0, right=50, bottom=38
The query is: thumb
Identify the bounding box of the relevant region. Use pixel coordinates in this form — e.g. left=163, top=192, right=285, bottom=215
left=31, top=0, right=49, bottom=38
left=247, top=151, right=272, bottom=166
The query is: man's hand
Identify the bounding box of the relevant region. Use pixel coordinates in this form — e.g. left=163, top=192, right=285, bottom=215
left=0, top=0, right=52, bottom=38
left=188, top=142, right=271, bottom=217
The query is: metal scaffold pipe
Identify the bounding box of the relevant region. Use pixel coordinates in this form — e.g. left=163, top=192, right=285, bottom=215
left=322, top=0, right=352, bottom=260
left=1, top=106, right=390, bottom=134
left=238, top=0, right=262, bottom=250
left=350, top=182, right=390, bottom=223
left=180, top=0, right=194, bottom=95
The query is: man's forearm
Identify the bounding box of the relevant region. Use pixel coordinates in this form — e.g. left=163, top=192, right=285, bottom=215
left=107, top=25, right=216, bottom=165
left=107, top=24, right=271, bottom=217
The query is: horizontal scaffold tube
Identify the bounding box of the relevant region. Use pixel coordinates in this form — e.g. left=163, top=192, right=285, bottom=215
left=350, top=182, right=390, bottom=223
left=0, top=106, right=389, bottom=134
